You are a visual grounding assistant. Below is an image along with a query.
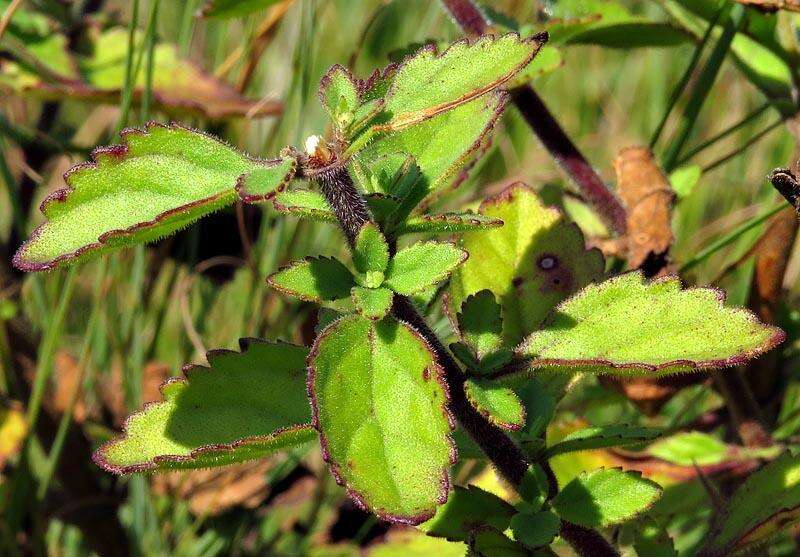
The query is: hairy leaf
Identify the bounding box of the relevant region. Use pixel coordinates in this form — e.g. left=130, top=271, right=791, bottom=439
left=467, top=527, right=530, bottom=556
left=377, top=34, right=543, bottom=131
left=550, top=468, right=662, bottom=528
left=546, top=425, right=661, bottom=457
left=510, top=510, right=560, bottom=549
left=352, top=286, right=393, bottom=320
left=457, top=290, right=504, bottom=361
left=272, top=189, right=337, bottom=222
left=94, top=340, right=314, bottom=473
left=701, top=453, right=800, bottom=554
left=353, top=92, right=506, bottom=202
left=450, top=183, right=604, bottom=346
left=319, top=65, right=360, bottom=131
left=14, top=123, right=292, bottom=271
left=647, top=431, right=729, bottom=466
left=309, top=315, right=455, bottom=523
left=354, top=223, right=390, bottom=276
left=464, top=379, right=525, bottom=431
left=420, top=485, right=516, bottom=541
left=384, top=242, right=467, bottom=295
left=516, top=272, right=784, bottom=376
left=395, top=212, right=503, bottom=236
left=268, top=257, right=355, bottom=302
left=200, top=0, right=283, bottom=19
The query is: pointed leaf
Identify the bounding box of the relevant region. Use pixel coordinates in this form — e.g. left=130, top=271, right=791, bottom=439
left=509, top=510, right=560, bottom=549
left=467, top=526, right=530, bottom=556
left=546, top=425, right=661, bottom=457
left=464, top=379, right=525, bottom=431
left=353, top=223, right=390, bottom=275
left=701, top=453, right=800, bottom=554
left=272, top=189, right=398, bottom=227
left=94, top=339, right=314, bottom=473
left=14, top=122, right=292, bottom=271
left=236, top=158, right=297, bottom=202
left=420, top=485, right=516, bottom=541
left=457, top=290, right=504, bottom=360
left=449, top=183, right=605, bottom=347
left=377, top=34, right=544, bottom=131
left=647, top=431, right=729, bottom=466
left=396, top=212, right=503, bottom=236
left=352, top=286, right=393, bottom=320
left=517, top=272, right=784, bottom=377
left=268, top=256, right=355, bottom=302
left=384, top=242, right=467, bottom=295
left=319, top=65, right=360, bottom=131
left=550, top=468, right=662, bottom=528
left=309, top=315, right=455, bottom=524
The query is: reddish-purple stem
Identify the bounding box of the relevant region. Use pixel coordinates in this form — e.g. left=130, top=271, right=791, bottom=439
left=440, top=0, right=628, bottom=236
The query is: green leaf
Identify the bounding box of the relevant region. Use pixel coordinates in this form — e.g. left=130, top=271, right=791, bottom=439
left=395, top=212, right=503, bottom=236
left=420, top=485, right=516, bottom=541
left=352, top=287, right=393, bottom=320
left=467, top=527, right=530, bottom=556
left=546, top=425, right=661, bottom=458
left=353, top=223, right=390, bottom=276
left=510, top=511, right=560, bottom=549
left=268, top=257, right=355, bottom=302
left=449, top=183, right=605, bottom=347
left=376, top=33, right=544, bottom=131
left=200, top=0, right=283, bottom=19
left=319, top=65, right=360, bottom=131
left=464, top=379, right=525, bottom=431
left=94, top=339, right=314, bottom=473
left=516, top=272, right=784, bottom=377
left=551, top=468, right=662, bottom=528
left=669, top=165, right=702, bottom=200
left=236, top=159, right=298, bottom=202
left=647, top=431, right=728, bottom=466
left=309, top=314, right=455, bottom=523
left=457, top=290, right=504, bottom=360
left=353, top=92, right=507, bottom=202
left=384, top=242, right=467, bottom=295
left=701, top=453, right=800, bottom=554
left=272, top=189, right=337, bottom=222
left=564, top=22, right=690, bottom=48
left=367, top=530, right=466, bottom=557
left=14, top=123, right=293, bottom=271
left=633, top=518, right=677, bottom=557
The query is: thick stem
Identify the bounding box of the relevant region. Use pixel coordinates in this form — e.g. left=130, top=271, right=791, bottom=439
left=440, top=0, right=628, bottom=236
left=312, top=160, right=619, bottom=556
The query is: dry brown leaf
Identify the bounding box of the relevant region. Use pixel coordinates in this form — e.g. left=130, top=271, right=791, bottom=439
left=613, top=146, right=675, bottom=270
left=52, top=350, right=88, bottom=423
left=152, top=459, right=274, bottom=516
left=600, top=374, right=707, bottom=416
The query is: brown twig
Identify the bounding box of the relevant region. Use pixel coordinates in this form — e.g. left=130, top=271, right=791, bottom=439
left=440, top=0, right=628, bottom=236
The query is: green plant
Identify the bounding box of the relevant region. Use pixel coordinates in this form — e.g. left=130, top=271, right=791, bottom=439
left=12, top=32, right=787, bottom=555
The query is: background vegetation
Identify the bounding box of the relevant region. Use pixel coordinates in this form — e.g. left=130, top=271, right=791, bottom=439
left=1, top=0, right=799, bottom=555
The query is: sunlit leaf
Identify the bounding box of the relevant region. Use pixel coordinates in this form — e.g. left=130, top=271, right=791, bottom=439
left=366, top=529, right=465, bottom=557
left=384, top=241, right=467, bottom=295
left=351, top=286, right=393, bottom=320
left=309, top=314, right=454, bottom=523
left=449, top=183, right=605, bottom=346
left=515, top=272, right=783, bottom=377
left=268, top=256, right=355, bottom=302
left=94, top=340, right=315, bottom=473
left=353, top=223, right=390, bottom=275
left=319, top=65, right=360, bottom=132
left=464, top=379, right=525, bottom=431
left=550, top=468, right=662, bottom=528
left=14, top=123, right=294, bottom=271
left=395, top=212, right=503, bottom=236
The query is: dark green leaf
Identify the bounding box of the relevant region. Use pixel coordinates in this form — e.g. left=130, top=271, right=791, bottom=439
left=353, top=223, right=390, bottom=276
left=510, top=511, right=560, bottom=549
left=464, top=379, right=525, bottom=431
left=546, top=425, right=661, bottom=457
left=420, top=485, right=516, bottom=541
left=457, top=290, right=504, bottom=360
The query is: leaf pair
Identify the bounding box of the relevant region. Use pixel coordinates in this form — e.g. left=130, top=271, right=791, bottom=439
left=268, top=223, right=466, bottom=320
left=14, top=123, right=296, bottom=271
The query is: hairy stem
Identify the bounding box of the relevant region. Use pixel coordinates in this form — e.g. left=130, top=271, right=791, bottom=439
left=440, top=0, right=628, bottom=236
left=312, top=160, right=619, bottom=556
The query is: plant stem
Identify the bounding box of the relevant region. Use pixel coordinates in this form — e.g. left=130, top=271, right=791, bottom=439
left=310, top=159, right=618, bottom=556
left=440, top=0, right=628, bottom=236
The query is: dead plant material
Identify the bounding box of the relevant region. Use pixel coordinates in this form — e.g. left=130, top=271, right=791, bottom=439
left=613, top=146, right=675, bottom=271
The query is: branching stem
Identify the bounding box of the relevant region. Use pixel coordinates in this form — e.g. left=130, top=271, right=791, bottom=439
left=311, top=159, right=619, bottom=557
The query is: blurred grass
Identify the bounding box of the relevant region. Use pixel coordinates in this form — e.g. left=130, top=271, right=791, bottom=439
left=1, top=0, right=798, bottom=555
